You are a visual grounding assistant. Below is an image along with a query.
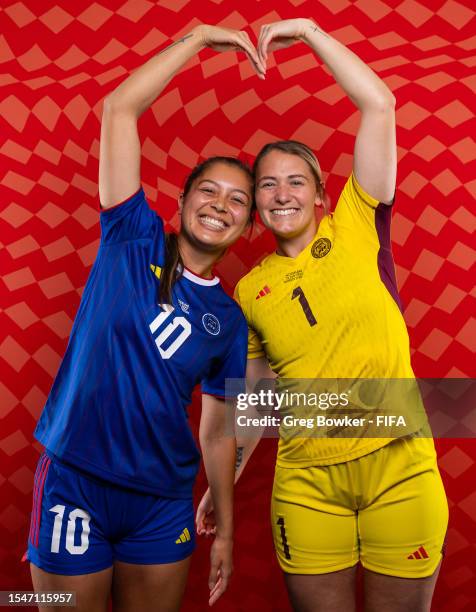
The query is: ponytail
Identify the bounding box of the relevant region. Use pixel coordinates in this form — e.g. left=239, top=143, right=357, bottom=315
left=158, top=232, right=183, bottom=305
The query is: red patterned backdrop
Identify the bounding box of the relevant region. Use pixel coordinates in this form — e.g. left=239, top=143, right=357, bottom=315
left=1, top=1, right=475, bottom=610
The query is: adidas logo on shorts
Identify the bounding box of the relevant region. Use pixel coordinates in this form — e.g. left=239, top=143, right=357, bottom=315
left=407, top=545, right=429, bottom=559
left=175, top=528, right=191, bottom=544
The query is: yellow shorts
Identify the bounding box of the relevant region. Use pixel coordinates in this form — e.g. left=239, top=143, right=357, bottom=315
left=271, top=436, right=448, bottom=578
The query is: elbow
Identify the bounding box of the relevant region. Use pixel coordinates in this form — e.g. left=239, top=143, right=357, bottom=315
left=102, top=93, right=119, bottom=115
left=102, top=93, right=137, bottom=119
left=375, top=90, right=396, bottom=112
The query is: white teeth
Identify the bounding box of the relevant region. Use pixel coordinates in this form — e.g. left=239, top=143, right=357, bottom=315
left=271, top=208, right=299, bottom=216
left=200, top=216, right=226, bottom=229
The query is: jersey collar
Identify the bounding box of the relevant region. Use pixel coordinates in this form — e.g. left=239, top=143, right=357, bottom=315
left=182, top=267, right=220, bottom=286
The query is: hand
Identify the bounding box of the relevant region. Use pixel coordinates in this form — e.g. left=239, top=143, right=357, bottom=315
left=196, top=487, right=217, bottom=537
left=208, top=535, right=233, bottom=606
left=257, top=18, right=314, bottom=64
left=196, top=24, right=266, bottom=79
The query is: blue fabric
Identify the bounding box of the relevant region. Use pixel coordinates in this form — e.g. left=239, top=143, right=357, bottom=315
left=34, top=189, right=247, bottom=497
left=27, top=452, right=195, bottom=574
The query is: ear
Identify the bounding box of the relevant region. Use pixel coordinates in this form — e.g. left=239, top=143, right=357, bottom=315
left=314, top=182, right=326, bottom=210
left=314, top=190, right=324, bottom=209
left=178, top=192, right=184, bottom=214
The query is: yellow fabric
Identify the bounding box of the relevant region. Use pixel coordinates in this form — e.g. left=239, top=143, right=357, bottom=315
left=235, top=174, right=420, bottom=466
left=271, top=436, right=448, bottom=577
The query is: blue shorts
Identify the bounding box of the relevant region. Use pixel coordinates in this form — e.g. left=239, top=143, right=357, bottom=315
left=26, top=452, right=195, bottom=575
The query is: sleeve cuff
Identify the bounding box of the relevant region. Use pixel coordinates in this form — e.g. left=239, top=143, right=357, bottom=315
left=99, top=187, right=143, bottom=212
left=351, top=173, right=381, bottom=210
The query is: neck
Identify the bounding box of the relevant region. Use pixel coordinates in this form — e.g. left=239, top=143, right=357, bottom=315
left=275, top=213, right=324, bottom=258
left=177, top=234, right=222, bottom=279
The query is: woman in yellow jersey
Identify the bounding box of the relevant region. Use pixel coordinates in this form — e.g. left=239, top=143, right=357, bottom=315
left=197, top=18, right=448, bottom=612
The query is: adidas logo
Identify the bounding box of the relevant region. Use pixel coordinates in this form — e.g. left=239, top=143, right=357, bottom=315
left=256, top=285, right=271, bottom=300
left=150, top=264, right=162, bottom=279
left=407, top=545, right=429, bottom=560
left=175, top=528, right=191, bottom=544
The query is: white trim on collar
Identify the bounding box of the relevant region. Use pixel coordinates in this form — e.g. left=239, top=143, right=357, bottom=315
left=182, top=268, right=220, bottom=286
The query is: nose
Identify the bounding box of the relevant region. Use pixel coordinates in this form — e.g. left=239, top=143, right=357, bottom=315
left=274, top=185, right=291, bottom=204
left=211, top=197, right=227, bottom=213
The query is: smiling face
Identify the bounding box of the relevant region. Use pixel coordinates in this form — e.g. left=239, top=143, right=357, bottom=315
left=179, top=161, right=253, bottom=254
left=255, top=150, right=323, bottom=243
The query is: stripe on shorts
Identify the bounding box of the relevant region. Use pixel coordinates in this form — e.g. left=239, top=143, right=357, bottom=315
left=29, top=454, right=51, bottom=548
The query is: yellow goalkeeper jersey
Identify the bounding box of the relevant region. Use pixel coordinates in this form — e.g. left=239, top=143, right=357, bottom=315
left=235, top=174, right=419, bottom=467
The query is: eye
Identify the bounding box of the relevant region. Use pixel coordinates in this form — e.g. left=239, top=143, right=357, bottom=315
left=291, top=180, right=304, bottom=186
left=200, top=187, right=214, bottom=194
left=260, top=182, right=275, bottom=189
left=231, top=196, right=246, bottom=205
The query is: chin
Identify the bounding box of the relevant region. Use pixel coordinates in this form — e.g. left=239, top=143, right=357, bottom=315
left=193, top=232, right=230, bottom=252
left=268, top=222, right=305, bottom=238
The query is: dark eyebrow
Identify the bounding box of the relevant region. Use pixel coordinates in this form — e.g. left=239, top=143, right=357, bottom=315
left=198, top=179, right=250, bottom=199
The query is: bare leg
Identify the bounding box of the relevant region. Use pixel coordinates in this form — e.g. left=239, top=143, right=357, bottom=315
left=364, top=562, right=441, bottom=612
left=111, top=557, right=191, bottom=612
left=284, top=565, right=358, bottom=612
left=30, top=563, right=112, bottom=612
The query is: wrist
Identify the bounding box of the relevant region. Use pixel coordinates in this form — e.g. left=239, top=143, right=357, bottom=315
left=215, top=532, right=233, bottom=542
left=192, top=24, right=208, bottom=50
left=300, top=18, right=322, bottom=43
left=215, top=520, right=233, bottom=540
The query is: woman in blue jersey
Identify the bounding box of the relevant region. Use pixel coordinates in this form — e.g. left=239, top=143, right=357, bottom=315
left=27, top=25, right=265, bottom=611
left=197, top=18, right=448, bottom=612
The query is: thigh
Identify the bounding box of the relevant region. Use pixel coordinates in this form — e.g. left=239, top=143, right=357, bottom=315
left=26, top=453, right=114, bottom=575
left=284, top=567, right=357, bottom=612
left=363, top=562, right=442, bottom=612
left=359, top=437, right=448, bottom=579
left=30, top=563, right=112, bottom=612
left=112, top=558, right=191, bottom=612
left=271, top=465, right=359, bottom=574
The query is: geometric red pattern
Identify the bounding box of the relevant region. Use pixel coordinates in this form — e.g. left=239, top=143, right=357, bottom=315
left=1, top=1, right=475, bottom=610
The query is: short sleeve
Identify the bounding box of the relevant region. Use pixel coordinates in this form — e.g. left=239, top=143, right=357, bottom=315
left=234, top=282, right=265, bottom=360
left=100, top=188, right=161, bottom=245
left=201, top=315, right=248, bottom=398
left=331, top=173, right=393, bottom=244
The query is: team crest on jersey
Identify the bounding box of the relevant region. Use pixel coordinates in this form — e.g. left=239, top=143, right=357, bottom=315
left=202, top=313, right=220, bottom=335
left=311, top=238, right=332, bottom=258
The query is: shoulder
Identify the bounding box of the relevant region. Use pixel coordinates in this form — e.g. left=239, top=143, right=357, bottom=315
left=235, top=253, right=274, bottom=300
left=211, top=283, right=248, bottom=326
left=208, top=286, right=248, bottom=344
left=336, top=174, right=380, bottom=211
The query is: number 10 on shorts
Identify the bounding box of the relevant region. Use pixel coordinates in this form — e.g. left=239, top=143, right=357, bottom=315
left=49, top=505, right=91, bottom=554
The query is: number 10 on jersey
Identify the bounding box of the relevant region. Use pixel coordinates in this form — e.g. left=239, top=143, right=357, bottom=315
left=149, top=304, right=192, bottom=359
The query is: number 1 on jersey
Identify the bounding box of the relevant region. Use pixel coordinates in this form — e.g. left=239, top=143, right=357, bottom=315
left=291, top=286, right=317, bottom=327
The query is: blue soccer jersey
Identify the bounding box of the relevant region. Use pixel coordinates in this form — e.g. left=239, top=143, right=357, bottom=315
left=34, top=188, right=248, bottom=498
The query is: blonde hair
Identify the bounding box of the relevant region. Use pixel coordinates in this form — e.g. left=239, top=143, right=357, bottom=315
left=253, top=140, right=328, bottom=213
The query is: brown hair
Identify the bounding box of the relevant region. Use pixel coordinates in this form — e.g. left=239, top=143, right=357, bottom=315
left=158, top=156, right=254, bottom=305
left=253, top=140, right=329, bottom=213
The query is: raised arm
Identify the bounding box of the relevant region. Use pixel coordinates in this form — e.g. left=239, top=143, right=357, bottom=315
left=100, top=25, right=264, bottom=208
left=258, top=18, right=396, bottom=204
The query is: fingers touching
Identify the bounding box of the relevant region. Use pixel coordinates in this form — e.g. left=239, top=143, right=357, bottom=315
left=236, top=30, right=266, bottom=78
